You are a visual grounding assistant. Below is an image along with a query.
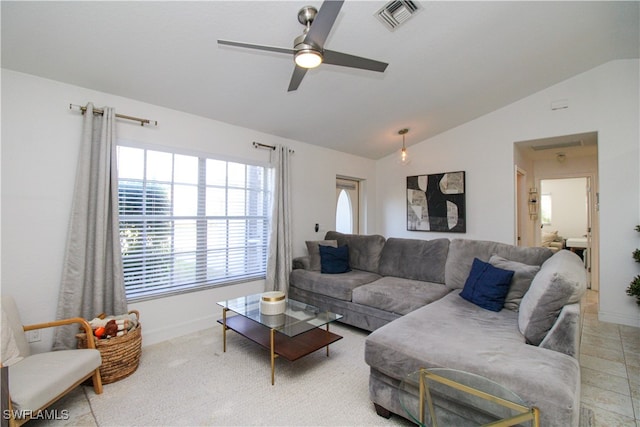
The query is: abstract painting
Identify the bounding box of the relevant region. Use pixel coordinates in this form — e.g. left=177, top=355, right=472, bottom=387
left=407, top=171, right=466, bottom=232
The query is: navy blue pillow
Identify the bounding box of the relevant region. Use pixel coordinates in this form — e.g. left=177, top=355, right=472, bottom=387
left=319, top=245, right=351, bottom=274
left=460, top=258, right=514, bottom=312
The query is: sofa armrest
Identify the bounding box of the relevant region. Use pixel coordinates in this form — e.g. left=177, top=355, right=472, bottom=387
left=293, top=256, right=311, bottom=270
left=538, top=302, right=581, bottom=358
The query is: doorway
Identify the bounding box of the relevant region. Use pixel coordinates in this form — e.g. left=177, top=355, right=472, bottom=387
left=335, top=177, right=359, bottom=234
left=513, top=131, right=599, bottom=291
left=540, top=177, right=593, bottom=288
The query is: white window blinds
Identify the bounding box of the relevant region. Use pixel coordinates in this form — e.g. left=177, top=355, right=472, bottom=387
left=117, top=146, right=271, bottom=301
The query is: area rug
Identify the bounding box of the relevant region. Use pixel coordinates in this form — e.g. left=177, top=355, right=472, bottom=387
left=86, top=323, right=412, bottom=426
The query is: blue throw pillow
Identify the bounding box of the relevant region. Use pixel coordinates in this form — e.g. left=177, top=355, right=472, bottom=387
left=460, top=258, right=515, bottom=312
left=319, top=245, right=351, bottom=274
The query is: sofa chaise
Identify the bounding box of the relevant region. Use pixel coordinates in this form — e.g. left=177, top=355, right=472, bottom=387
left=289, top=231, right=587, bottom=426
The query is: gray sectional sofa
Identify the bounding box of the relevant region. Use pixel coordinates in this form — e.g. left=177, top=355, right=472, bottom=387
left=289, top=231, right=587, bottom=426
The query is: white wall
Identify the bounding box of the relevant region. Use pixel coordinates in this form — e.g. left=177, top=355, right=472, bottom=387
left=375, top=59, right=640, bottom=327
left=1, top=69, right=376, bottom=350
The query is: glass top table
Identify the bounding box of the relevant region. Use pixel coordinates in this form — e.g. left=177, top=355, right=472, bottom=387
left=399, top=368, right=539, bottom=426
left=216, top=293, right=343, bottom=385
left=217, top=293, right=342, bottom=337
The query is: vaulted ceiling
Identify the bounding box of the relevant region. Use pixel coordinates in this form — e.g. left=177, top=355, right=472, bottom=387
left=2, top=1, right=638, bottom=159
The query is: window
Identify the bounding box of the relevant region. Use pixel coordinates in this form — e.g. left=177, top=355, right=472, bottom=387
left=117, top=146, right=271, bottom=301
left=335, top=178, right=359, bottom=234
left=335, top=190, right=353, bottom=233
left=541, top=193, right=552, bottom=225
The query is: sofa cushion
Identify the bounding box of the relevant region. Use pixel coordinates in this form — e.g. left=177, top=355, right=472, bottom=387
left=1, top=296, right=31, bottom=358
left=365, top=292, right=526, bottom=377
left=289, top=268, right=381, bottom=301
left=445, top=239, right=552, bottom=291
left=305, top=240, right=337, bottom=271
left=324, top=231, right=386, bottom=273
left=518, top=250, right=587, bottom=345
left=460, top=258, right=514, bottom=312
left=352, top=277, right=451, bottom=315
left=489, top=255, right=541, bottom=311
left=1, top=310, right=23, bottom=366
left=365, top=291, right=581, bottom=427
left=319, top=245, right=351, bottom=274
left=378, top=238, right=449, bottom=283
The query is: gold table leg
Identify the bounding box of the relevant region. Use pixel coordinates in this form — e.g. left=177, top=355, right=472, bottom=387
left=326, top=324, right=330, bottom=357
left=222, top=307, right=228, bottom=352
left=532, top=407, right=540, bottom=427
left=419, top=369, right=425, bottom=426
left=270, top=328, right=278, bottom=385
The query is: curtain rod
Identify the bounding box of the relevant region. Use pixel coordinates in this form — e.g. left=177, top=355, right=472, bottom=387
left=69, top=104, right=158, bottom=127
left=252, top=141, right=295, bottom=153
left=253, top=141, right=275, bottom=150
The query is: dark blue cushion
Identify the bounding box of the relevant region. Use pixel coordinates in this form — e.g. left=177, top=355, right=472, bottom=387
left=319, top=245, right=351, bottom=274
left=460, top=258, right=514, bottom=312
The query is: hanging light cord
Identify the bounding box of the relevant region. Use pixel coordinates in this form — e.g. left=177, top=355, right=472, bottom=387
left=399, top=128, right=409, bottom=163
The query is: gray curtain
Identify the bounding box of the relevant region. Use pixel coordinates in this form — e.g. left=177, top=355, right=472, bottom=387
left=53, top=103, right=127, bottom=350
left=265, top=145, right=292, bottom=293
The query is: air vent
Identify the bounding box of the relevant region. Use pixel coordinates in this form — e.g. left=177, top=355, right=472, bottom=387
left=376, top=0, right=420, bottom=31
left=530, top=141, right=583, bottom=151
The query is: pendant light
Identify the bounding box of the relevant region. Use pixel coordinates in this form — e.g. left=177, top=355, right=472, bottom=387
left=398, top=128, right=410, bottom=165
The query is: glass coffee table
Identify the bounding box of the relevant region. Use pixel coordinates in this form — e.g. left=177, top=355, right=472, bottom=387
left=217, top=293, right=343, bottom=385
left=399, top=368, right=539, bottom=426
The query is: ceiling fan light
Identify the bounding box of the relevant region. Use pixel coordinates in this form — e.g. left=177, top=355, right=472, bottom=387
left=295, top=49, right=323, bottom=68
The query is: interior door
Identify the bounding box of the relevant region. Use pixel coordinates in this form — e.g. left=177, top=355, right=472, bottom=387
left=515, top=167, right=527, bottom=246
left=585, top=176, right=592, bottom=288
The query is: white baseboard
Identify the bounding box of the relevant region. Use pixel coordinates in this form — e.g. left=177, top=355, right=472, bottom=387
left=140, top=313, right=218, bottom=347
left=598, top=310, right=640, bottom=328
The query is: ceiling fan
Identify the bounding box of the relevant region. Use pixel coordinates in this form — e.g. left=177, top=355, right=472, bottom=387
left=218, top=0, right=389, bottom=92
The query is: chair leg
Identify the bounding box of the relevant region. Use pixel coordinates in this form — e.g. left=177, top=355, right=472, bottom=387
left=7, top=397, right=20, bottom=427
left=92, top=369, right=103, bottom=394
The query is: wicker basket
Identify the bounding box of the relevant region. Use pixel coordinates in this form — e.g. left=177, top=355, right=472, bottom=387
left=77, top=310, right=142, bottom=384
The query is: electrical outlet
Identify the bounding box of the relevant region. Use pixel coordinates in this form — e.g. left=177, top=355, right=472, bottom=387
left=26, top=329, right=41, bottom=343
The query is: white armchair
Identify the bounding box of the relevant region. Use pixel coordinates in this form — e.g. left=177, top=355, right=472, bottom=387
left=1, top=295, right=103, bottom=427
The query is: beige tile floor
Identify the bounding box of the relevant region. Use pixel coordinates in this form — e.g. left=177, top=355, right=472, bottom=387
left=580, top=290, right=640, bottom=426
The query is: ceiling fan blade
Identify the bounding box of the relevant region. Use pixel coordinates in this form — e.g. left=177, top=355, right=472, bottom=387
left=304, top=0, right=344, bottom=48
left=218, top=39, right=294, bottom=55
left=288, top=66, right=308, bottom=92
left=323, top=50, right=388, bottom=73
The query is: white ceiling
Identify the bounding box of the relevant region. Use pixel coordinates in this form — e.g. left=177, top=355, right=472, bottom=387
left=2, top=1, right=638, bottom=159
